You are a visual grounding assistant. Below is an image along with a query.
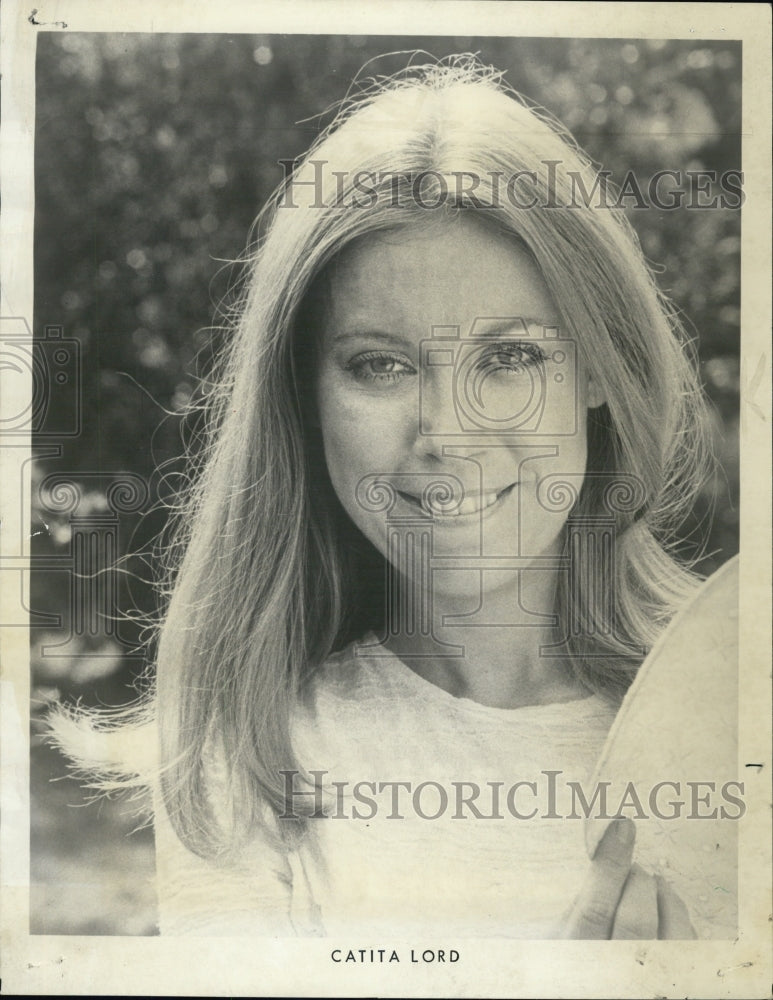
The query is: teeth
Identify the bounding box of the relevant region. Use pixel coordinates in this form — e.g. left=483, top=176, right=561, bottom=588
left=428, top=490, right=501, bottom=518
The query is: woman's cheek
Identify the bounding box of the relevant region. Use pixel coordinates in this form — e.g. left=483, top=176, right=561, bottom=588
left=320, top=390, right=405, bottom=500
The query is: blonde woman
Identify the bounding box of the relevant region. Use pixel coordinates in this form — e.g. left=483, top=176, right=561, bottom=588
left=56, top=59, right=715, bottom=939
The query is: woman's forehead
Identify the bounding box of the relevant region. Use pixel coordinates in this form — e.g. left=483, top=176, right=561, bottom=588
left=320, top=214, right=562, bottom=340
left=328, top=213, right=529, bottom=276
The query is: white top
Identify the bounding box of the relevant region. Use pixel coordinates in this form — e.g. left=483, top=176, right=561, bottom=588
left=154, top=638, right=618, bottom=937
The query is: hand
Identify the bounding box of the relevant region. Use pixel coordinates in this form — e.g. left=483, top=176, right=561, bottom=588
left=562, top=817, right=697, bottom=939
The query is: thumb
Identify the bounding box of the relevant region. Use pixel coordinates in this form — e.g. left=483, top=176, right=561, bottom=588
left=592, top=816, right=636, bottom=864
left=563, top=818, right=637, bottom=939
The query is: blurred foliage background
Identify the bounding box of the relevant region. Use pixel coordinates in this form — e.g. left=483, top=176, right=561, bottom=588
left=30, top=34, right=740, bottom=934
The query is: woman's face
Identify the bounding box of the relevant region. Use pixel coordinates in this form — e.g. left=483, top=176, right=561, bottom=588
left=315, top=214, right=604, bottom=593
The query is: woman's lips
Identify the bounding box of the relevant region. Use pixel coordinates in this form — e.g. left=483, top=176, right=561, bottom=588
left=396, top=482, right=517, bottom=521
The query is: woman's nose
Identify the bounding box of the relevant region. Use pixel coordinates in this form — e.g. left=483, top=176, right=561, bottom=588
left=409, top=371, right=495, bottom=466
left=414, top=371, right=462, bottom=441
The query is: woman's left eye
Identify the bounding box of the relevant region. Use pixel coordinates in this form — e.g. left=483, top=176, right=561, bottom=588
left=345, top=351, right=417, bottom=383
left=478, top=342, right=547, bottom=373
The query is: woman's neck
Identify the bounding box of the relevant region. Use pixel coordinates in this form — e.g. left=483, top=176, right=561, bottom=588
left=382, top=565, right=589, bottom=710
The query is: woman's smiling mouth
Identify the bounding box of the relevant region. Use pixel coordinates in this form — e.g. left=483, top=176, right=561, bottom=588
left=396, top=482, right=517, bottom=522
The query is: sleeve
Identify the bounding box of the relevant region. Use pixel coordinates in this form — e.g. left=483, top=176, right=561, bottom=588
left=154, top=780, right=304, bottom=937
left=152, top=787, right=299, bottom=936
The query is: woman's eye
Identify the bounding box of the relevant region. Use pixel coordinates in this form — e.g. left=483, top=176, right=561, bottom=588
left=346, top=352, right=417, bottom=383
left=478, top=342, right=547, bottom=374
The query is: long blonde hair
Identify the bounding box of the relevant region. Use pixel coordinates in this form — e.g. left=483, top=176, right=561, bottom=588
left=53, top=58, right=712, bottom=858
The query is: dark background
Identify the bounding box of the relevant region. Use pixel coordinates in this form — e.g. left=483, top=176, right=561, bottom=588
left=30, top=34, right=741, bottom=934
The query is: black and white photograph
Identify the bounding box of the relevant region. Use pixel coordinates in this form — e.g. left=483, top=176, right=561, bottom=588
left=1, top=2, right=770, bottom=996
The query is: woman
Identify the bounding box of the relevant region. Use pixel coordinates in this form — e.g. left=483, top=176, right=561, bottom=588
left=55, top=58, right=711, bottom=938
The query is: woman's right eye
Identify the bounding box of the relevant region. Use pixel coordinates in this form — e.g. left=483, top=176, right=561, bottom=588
left=345, top=352, right=417, bottom=383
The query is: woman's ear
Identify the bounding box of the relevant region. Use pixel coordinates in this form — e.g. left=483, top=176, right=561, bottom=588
left=586, top=371, right=606, bottom=410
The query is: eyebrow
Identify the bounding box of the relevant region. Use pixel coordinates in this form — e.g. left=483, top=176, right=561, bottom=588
left=331, top=318, right=558, bottom=346
left=469, top=318, right=560, bottom=338
left=331, top=330, right=416, bottom=348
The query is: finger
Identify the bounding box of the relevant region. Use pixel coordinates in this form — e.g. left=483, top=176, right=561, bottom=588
left=656, top=874, right=698, bottom=939
left=565, top=817, right=636, bottom=939
left=611, top=863, right=658, bottom=939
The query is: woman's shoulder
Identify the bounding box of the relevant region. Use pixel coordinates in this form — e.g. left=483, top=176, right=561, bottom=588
left=295, top=635, right=619, bottom=740
left=303, top=636, right=395, bottom=704
left=293, top=637, right=390, bottom=742
left=299, top=634, right=461, bottom=716
left=292, top=636, right=428, bottom=761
